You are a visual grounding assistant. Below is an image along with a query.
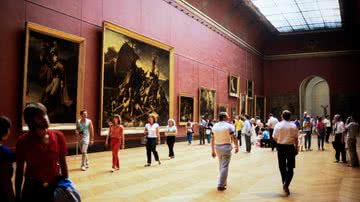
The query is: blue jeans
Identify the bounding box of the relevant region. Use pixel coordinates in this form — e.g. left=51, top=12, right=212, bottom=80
left=215, top=144, right=232, bottom=188
left=187, top=132, right=193, bottom=144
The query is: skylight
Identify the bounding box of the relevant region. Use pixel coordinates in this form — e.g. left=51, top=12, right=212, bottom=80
left=250, top=0, right=342, bottom=33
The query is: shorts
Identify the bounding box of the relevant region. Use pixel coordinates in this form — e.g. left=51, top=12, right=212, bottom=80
left=79, top=142, right=89, bottom=153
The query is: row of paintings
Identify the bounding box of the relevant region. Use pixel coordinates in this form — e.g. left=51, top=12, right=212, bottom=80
left=22, top=21, right=262, bottom=133
left=179, top=88, right=266, bottom=124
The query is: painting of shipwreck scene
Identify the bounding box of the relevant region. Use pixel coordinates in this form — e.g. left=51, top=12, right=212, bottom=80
left=101, top=26, right=170, bottom=128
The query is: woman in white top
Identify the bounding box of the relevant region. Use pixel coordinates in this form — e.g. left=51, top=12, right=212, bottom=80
left=166, top=119, right=177, bottom=159
left=333, top=114, right=346, bottom=163
left=144, top=114, right=161, bottom=167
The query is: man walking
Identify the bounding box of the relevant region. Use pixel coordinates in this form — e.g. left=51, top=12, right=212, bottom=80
left=267, top=113, right=279, bottom=151
left=273, top=110, right=299, bottom=196
left=211, top=112, right=239, bottom=191
left=199, top=116, right=207, bottom=145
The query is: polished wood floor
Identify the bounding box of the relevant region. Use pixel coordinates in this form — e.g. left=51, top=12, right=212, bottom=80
left=67, top=137, right=360, bottom=202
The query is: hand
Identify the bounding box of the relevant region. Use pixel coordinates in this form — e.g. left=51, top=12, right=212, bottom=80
left=235, top=147, right=239, bottom=153
left=157, top=141, right=161, bottom=145
left=211, top=151, right=216, bottom=158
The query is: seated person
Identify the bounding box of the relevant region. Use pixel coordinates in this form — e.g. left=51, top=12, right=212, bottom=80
left=261, top=128, right=270, bottom=148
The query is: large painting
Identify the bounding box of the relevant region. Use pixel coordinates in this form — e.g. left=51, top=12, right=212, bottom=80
left=179, top=95, right=195, bottom=124
left=199, top=88, right=216, bottom=121
left=240, top=94, right=246, bottom=116
left=255, top=95, right=266, bottom=122
left=23, top=22, right=85, bottom=129
left=100, top=21, right=174, bottom=131
left=247, top=97, right=254, bottom=117
left=229, top=75, right=239, bottom=97
left=218, top=104, right=228, bottom=117
left=247, top=80, right=254, bottom=98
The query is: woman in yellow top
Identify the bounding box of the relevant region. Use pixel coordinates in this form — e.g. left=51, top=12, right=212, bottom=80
left=166, top=118, right=177, bottom=159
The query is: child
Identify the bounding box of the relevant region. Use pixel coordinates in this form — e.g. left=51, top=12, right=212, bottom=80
left=186, top=119, right=193, bottom=145
left=261, top=128, right=270, bottom=148
left=298, top=130, right=305, bottom=152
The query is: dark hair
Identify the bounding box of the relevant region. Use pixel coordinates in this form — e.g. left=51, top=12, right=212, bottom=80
left=244, top=114, right=250, bottom=119
left=24, top=103, right=47, bottom=126
left=282, top=110, right=291, bottom=121
left=260, top=127, right=265, bottom=132
left=0, top=116, right=11, bottom=138
left=113, top=114, right=121, bottom=124
left=269, top=113, right=273, bottom=117
left=80, top=110, right=87, bottom=115
left=218, top=112, right=228, bottom=121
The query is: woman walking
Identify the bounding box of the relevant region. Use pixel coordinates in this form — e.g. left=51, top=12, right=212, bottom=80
left=105, top=115, right=125, bottom=172
left=166, top=118, right=177, bottom=159
left=144, top=114, right=161, bottom=166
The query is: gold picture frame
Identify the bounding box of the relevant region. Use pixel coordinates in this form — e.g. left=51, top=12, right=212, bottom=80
left=255, top=95, right=266, bottom=122
left=246, top=96, right=254, bottom=117
left=247, top=80, right=254, bottom=98
left=22, top=22, right=85, bottom=130
left=179, top=95, right=195, bottom=125
left=100, top=21, right=174, bottom=134
left=240, top=94, right=246, bottom=116
left=229, top=75, right=240, bottom=98
left=199, top=87, right=216, bottom=121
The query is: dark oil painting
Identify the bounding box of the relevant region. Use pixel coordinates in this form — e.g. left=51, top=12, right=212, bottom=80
left=25, top=31, right=79, bottom=123
left=102, top=28, right=170, bottom=127
left=199, top=88, right=216, bottom=120
left=179, top=96, right=194, bottom=123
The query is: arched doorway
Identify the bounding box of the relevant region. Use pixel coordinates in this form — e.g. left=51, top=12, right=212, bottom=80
left=299, top=76, right=330, bottom=119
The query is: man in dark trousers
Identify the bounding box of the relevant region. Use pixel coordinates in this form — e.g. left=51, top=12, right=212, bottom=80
left=273, top=110, right=299, bottom=196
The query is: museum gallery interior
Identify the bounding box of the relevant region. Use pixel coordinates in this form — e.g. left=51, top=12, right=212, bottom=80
left=0, top=0, right=360, bottom=201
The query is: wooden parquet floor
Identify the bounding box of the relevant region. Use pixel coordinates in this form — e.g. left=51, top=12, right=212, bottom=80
left=67, top=137, right=360, bottom=202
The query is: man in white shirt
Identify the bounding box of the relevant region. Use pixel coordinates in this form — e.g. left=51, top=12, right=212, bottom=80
left=267, top=113, right=279, bottom=151
left=333, top=114, right=346, bottom=163
left=199, top=116, right=207, bottom=145
left=273, top=110, right=299, bottom=196
left=242, top=114, right=252, bottom=152
left=211, top=112, right=239, bottom=191
left=323, top=115, right=331, bottom=143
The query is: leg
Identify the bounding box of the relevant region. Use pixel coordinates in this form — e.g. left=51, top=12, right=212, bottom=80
left=169, top=136, right=175, bottom=157
left=284, top=149, right=295, bottom=187
left=318, top=135, right=321, bottom=150
left=216, top=146, right=232, bottom=188
left=237, top=131, right=242, bottom=146
left=151, top=139, right=160, bottom=162
left=308, top=132, right=312, bottom=149
left=146, top=139, right=152, bottom=164
left=334, top=134, right=341, bottom=161
left=340, top=142, right=347, bottom=162
left=111, top=138, right=120, bottom=169
left=166, top=136, right=171, bottom=157
left=245, top=136, right=251, bottom=152
left=277, top=147, right=287, bottom=185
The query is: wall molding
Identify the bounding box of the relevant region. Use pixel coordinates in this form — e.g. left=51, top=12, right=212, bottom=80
left=264, top=50, right=360, bottom=60
left=163, top=0, right=263, bottom=57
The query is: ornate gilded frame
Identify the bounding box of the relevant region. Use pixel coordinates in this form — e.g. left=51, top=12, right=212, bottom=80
left=22, top=22, right=85, bottom=130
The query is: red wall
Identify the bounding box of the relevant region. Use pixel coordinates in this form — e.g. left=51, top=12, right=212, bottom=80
left=264, top=54, right=360, bottom=118
left=0, top=0, right=264, bottom=149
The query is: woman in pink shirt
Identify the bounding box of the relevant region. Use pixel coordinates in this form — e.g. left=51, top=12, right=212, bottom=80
left=316, top=117, right=326, bottom=151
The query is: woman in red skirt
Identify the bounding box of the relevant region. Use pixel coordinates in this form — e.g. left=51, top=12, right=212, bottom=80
left=105, top=115, right=124, bottom=172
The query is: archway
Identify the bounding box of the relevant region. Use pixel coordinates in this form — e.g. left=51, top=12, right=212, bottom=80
left=299, top=76, right=330, bottom=119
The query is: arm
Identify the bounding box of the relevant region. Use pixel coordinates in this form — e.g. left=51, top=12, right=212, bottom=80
left=121, top=126, right=125, bottom=149
left=105, top=127, right=111, bottom=145
left=89, top=120, right=94, bottom=145
left=211, top=135, right=216, bottom=158
left=232, top=135, right=239, bottom=153
left=156, top=127, right=160, bottom=144
left=15, top=159, right=24, bottom=201
left=59, top=153, right=69, bottom=178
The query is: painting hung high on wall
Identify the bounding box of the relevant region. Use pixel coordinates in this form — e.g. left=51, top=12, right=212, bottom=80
left=255, top=95, right=266, bottom=122
left=247, top=97, right=254, bottom=117
left=229, top=75, right=239, bottom=97
left=179, top=95, right=195, bottom=124
left=240, top=94, right=246, bottom=116
left=100, top=21, right=174, bottom=131
left=199, top=88, right=216, bottom=120
left=218, top=104, right=228, bottom=116
left=23, top=22, right=85, bottom=129
left=247, top=80, right=254, bottom=98
left=231, top=104, right=238, bottom=118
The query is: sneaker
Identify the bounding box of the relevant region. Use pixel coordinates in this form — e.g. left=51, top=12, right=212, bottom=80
left=81, top=166, right=86, bottom=171
left=144, top=163, right=151, bottom=167
left=157, top=160, right=161, bottom=165
left=334, top=160, right=339, bottom=163
left=111, top=168, right=115, bottom=172
left=283, top=185, right=290, bottom=196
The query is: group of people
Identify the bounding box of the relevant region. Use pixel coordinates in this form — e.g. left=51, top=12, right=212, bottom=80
left=1, top=101, right=359, bottom=201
